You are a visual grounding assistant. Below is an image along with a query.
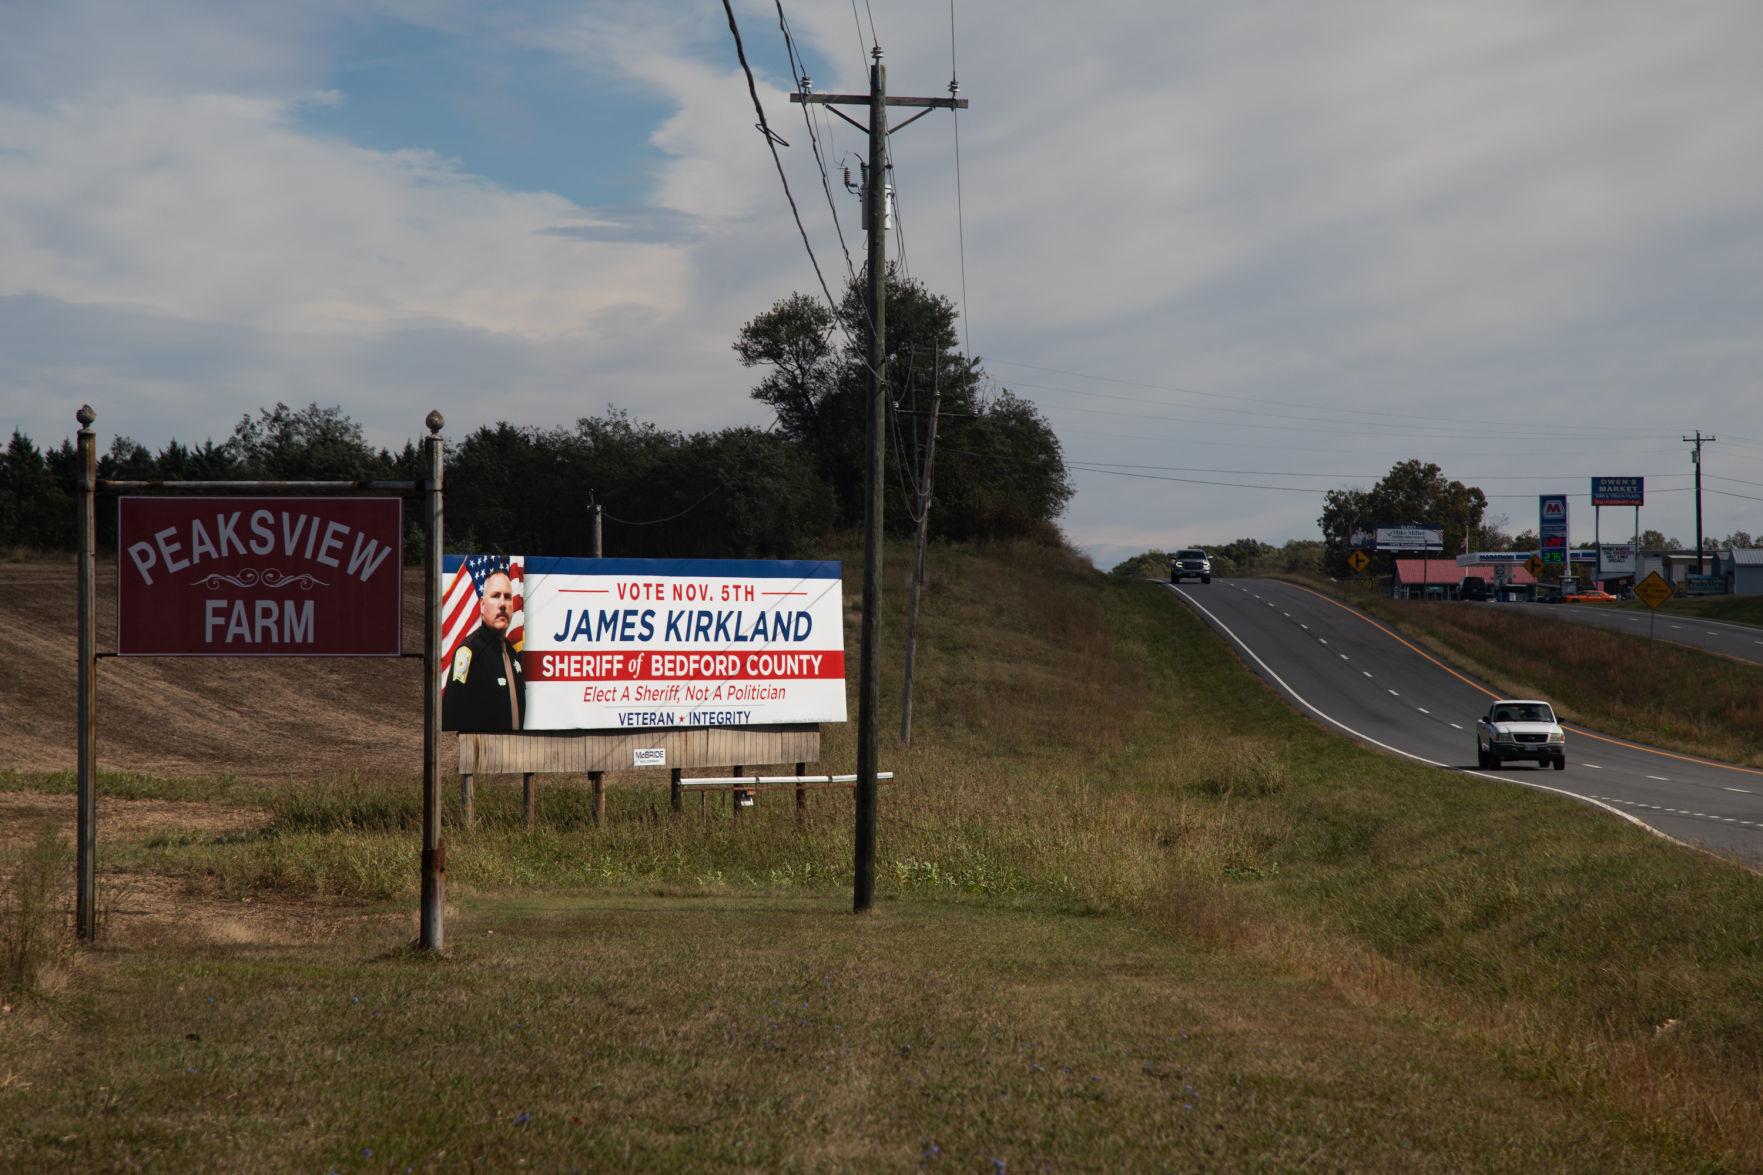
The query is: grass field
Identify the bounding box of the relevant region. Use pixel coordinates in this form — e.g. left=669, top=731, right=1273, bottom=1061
left=6, top=544, right=1763, bottom=1171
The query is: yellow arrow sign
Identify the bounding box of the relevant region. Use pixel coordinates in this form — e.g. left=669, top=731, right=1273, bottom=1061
left=1348, top=550, right=1369, bottom=572
left=1524, top=555, right=1545, bottom=577
left=1634, top=570, right=1673, bottom=610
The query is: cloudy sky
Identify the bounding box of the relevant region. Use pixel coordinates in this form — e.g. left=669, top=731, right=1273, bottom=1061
left=4, top=1, right=1761, bottom=567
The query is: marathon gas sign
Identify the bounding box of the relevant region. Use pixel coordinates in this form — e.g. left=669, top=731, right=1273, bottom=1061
left=505, top=556, right=845, bottom=729
left=118, top=497, right=403, bottom=656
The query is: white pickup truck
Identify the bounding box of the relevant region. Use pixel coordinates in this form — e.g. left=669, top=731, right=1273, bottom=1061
left=1475, top=699, right=1566, bottom=770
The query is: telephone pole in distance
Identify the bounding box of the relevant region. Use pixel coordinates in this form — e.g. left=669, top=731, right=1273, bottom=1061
left=1683, top=431, right=1716, bottom=574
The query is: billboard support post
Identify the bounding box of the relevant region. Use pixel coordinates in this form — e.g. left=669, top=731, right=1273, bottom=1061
left=420, top=411, right=445, bottom=951
left=75, top=405, right=97, bottom=941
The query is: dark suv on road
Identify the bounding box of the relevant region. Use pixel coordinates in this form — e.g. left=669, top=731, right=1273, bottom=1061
left=1171, top=549, right=1211, bottom=584
left=1459, top=576, right=1491, bottom=601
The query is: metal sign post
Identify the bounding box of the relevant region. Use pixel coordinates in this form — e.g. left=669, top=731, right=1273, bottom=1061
left=1591, top=478, right=1644, bottom=593
left=1634, top=570, right=1673, bottom=654
left=421, top=413, right=446, bottom=951
left=72, top=407, right=434, bottom=946
left=75, top=407, right=97, bottom=940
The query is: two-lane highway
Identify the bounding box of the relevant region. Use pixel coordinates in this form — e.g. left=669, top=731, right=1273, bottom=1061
left=1169, top=579, right=1763, bottom=869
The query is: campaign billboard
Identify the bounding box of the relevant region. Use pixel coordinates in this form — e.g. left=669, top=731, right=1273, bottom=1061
left=441, top=556, right=845, bottom=732
left=1374, top=525, right=1444, bottom=552
left=118, top=497, right=403, bottom=656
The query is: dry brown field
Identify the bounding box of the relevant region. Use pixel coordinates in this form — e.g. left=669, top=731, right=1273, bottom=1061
left=1, top=558, right=425, bottom=782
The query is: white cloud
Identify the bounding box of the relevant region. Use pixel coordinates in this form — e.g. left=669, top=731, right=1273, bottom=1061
left=4, top=0, right=1763, bottom=555
left=0, top=93, right=700, bottom=340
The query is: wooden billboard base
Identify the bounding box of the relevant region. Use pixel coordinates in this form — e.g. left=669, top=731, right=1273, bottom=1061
left=454, top=725, right=824, bottom=830
left=455, top=724, right=819, bottom=775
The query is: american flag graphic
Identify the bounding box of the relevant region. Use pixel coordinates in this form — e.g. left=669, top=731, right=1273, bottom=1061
left=440, top=554, right=525, bottom=691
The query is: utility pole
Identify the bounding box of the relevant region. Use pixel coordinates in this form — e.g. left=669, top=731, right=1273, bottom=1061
left=76, top=405, right=97, bottom=940
left=1684, top=432, right=1715, bottom=574
left=899, top=347, right=942, bottom=746
left=794, top=49, right=966, bottom=914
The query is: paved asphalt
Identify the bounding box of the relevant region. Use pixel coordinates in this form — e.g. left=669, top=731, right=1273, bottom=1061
left=1501, top=599, right=1763, bottom=666
left=1165, top=578, right=1763, bottom=870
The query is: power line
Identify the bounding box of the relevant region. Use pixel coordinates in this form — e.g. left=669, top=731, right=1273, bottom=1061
left=1064, top=462, right=1696, bottom=502
left=1040, top=398, right=1662, bottom=446
left=1069, top=459, right=1693, bottom=484
left=852, top=2, right=875, bottom=56
left=1054, top=422, right=1687, bottom=462
left=989, top=358, right=1669, bottom=440
left=776, top=3, right=860, bottom=285
left=721, top=0, right=843, bottom=317
left=603, top=480, right=727, bottom=527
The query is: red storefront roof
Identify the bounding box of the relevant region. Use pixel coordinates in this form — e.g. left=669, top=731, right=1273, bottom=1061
left=1393, top=559, right=1537, bottom=586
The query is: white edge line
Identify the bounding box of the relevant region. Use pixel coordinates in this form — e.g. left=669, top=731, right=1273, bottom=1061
left=1165, top=583, right=1693, bottom=851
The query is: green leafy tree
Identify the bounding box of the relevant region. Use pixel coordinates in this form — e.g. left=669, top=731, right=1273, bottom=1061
left=1216, top=538, right=1275, bottom=573
left=1278, top=539, right=1324, bottom=575
left=1318, top=460, right=1487, bottom=576
left=1109, top=549, right=1170, bottom=578
left=226, top=402, right=392, bottom=481
left=737, top=268, right=1071, bottom=542
left=0, top=431, right=75, bottom=550
left=445, top=412, right=833, bottom=559
left=1473, top=512, right=1513, bottom=551
left=733, top=293, right=839, bottom=446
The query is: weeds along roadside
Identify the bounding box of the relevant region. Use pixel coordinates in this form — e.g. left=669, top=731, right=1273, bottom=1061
left=10, top=544, right=1763, bottom=1163
left=1, top=822, right=74, bottom=1003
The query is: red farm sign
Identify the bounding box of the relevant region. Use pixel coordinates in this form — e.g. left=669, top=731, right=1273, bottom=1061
left=118, top=497, right=403, bottom=656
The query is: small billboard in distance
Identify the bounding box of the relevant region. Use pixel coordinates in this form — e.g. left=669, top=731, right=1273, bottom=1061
left=1590, top=477, right=1644, bottom=507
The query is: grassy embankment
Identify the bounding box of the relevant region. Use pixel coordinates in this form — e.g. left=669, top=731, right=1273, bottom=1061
left=4, top=543, right=1763, bottom=1171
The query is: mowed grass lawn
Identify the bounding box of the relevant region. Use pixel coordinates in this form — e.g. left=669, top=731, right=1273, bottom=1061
left=6, top=543, right=1763, bottom=1172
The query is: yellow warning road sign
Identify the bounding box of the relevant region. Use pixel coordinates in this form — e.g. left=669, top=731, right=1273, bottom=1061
left=1524, top=555, right=1546, bottom=577
left=1634, top=571, right=1673, bottom=610
left=1348, top=550, right=1370, bottom=572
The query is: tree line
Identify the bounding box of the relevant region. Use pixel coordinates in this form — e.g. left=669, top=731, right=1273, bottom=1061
left=1111, top=539, right=1325, bottom=580
left=1, top=273, right=1072, bottom=559
left=1108, top=457, right=1756, bottom=584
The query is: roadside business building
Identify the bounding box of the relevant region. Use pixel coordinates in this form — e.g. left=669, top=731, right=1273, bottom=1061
left=1392, top=559, right=1538, bottom=601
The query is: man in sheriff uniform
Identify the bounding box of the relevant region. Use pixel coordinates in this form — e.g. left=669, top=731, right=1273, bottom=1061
left=442, top=569, right=525, bottom=731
